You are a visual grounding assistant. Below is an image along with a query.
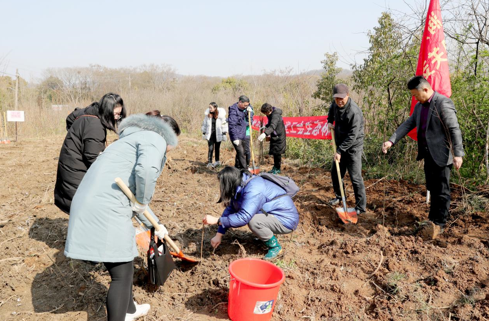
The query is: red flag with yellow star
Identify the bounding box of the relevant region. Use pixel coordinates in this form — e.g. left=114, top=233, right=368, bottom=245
left=408, top=0, right=451, bottom=140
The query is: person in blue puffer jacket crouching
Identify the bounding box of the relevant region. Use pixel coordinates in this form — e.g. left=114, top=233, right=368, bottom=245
left=203, top=166, right=299, bottom=260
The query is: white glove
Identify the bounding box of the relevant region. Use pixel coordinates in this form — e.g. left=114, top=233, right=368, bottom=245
left=155, top=224, right=168, bottom=240
left=131, top=200, right=147, bottom=214
left=233, top=140, right=240, bottom=146
left=258, top=133, right=266, bottom=142
left=246, top=106, right=253, bottom=112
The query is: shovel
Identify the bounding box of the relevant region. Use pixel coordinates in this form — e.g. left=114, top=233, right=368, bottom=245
left=330, top=130, right=358, bottom=224
left=115, top=177, right=199, bottom=263
left=248, top=108, right=260, bottom=174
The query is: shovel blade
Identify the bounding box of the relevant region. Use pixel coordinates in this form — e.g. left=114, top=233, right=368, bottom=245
left=135, top=229, right=151, bottom=251
left=249, top=166, right=260, bottom=175
left=336, top=207, right=358, bottom=224
left=136, top=228, right=199, bottom=263
left=171, top=250, right=199, bottom=263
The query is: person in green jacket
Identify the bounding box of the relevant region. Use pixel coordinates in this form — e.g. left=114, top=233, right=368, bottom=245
left=64, top=110, right=180, bottom=321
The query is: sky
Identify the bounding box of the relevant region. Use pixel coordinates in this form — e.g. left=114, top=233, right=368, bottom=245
left=0, top=0, right=415, bottom=81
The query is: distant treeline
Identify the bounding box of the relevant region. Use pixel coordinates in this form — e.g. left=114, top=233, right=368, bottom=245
left=1, top=1, right=488, bottom=185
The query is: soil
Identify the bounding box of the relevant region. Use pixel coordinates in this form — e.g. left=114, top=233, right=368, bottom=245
left=1, top=135, right=489, bottom=321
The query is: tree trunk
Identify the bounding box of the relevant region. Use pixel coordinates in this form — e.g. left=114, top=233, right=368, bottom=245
left=486, top=118, right=489, bottom=182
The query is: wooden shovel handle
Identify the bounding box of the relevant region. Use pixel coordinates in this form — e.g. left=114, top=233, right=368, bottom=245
left=248, top=109, right=256, bottom=164
left=330, top=130, right=346, bottom=200
left=114, top=177, right=181, bottom=253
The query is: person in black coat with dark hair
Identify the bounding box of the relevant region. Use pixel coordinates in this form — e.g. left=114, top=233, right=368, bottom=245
left=258, top=103, right=286, bottom=174
left=54, top=93, right=126, bottom=214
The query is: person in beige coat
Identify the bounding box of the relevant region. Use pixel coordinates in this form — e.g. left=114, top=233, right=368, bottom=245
left=202, top=102, right=228, bottom=168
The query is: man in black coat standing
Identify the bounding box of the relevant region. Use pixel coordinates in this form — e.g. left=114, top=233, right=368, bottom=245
left=328, top=84, right=366, bottom=216
left=258, top=103, right=286, bottom=174
left=383, top=76, right=464, bottom=240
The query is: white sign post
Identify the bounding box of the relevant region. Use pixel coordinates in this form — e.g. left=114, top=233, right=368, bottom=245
left=7, top=110, right=25, bottom=122
left=7, top=110, right=24, bottom=141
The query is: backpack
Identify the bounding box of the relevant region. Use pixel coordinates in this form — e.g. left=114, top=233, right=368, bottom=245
left=242, top=172, right=299, bottom=198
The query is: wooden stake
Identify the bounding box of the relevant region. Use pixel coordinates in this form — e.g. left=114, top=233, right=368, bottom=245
left=3, top=112, right=7, bottom=140
left=14, top=70, right=19, bottom=142
left=0, top=113, right=3, bottom=139
left=14, top=69, right=19, bottom=111
left=200, top=223, right=204, bottom=262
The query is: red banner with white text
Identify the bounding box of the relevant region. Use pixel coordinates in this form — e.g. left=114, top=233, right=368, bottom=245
left=252, top=115, right=332, bottom=140
left=408, top=0, right=451, bottom=140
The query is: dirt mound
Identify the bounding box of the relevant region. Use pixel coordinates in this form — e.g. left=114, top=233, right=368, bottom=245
left=0, top=136, right=488, bottom=320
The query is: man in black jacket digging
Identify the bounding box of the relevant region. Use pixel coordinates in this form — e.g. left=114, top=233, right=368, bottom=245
left=383, top=76, right=464, bottom=240
left=328, top=84, right=366, bottom=216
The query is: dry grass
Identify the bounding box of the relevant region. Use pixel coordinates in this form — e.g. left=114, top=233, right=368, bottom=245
left=0, top=67, right=322, bottom=140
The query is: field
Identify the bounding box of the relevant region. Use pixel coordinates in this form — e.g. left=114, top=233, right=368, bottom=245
left=0, top=135, right=488, bottom=320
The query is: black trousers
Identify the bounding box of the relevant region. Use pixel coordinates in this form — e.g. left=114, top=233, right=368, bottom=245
left=331, top=147, right=366, bottom=212
left=423, top=150, right=451, bottom=227
left=273, top=154, right=282, bottom=170
left=104, top=261, right=136, bottom=321
left=233, top=140, right=247, bottom=169
left=243, top=137, right=250, bottom=167
left=207, top=133, right=221, bottom=163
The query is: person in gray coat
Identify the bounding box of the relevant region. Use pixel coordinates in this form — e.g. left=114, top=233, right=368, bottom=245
left=328, top=84, right=367, bottom=215
left=383, top=76, right=464, bottom=240
left=64, top=110, right=180, bottom=321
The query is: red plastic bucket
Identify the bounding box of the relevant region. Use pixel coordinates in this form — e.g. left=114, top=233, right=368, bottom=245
left=228, top=258, right=285, bottom=321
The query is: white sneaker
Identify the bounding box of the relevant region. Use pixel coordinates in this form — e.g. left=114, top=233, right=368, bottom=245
left=125, top=302, right=150, bottom=321
left=206, top=163, right=214, bottom=168
left=213, top=161, right=221, bottom=167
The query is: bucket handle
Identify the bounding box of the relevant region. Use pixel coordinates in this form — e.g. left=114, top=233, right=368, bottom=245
left=230, top=277, right=239, bottom=292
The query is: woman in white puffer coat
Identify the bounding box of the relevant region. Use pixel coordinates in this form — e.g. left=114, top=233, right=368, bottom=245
left=202, top=102, right=228, bottom=168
